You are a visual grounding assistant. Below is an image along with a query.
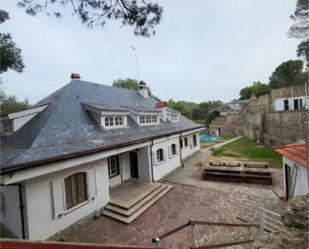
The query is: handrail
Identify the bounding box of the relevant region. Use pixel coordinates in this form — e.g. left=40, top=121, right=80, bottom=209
left=152, top=219, right=253, bottom=246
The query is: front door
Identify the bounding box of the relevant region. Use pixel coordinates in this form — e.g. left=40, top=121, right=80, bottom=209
left=130, top=152, right=139, bottom=179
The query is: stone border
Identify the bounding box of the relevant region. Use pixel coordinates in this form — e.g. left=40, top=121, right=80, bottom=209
left=210, top=136, right=244, bottom=150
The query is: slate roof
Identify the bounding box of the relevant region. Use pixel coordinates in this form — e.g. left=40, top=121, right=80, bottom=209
left=273, top=143, right=307, bottom=168
left=217, top=99, right=250, bottom=113
left=1, top=80, right=203, bottom=173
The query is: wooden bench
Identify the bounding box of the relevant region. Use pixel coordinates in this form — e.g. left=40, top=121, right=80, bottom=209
left=203, top=166, right=272, bottom=185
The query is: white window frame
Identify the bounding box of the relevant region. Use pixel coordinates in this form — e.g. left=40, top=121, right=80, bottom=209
left=156, top=148, right=165, bottom=164
left=138, top=115, right=159, bottom=126
left=103, top=116, right=126, bottom=129
left=108, top=156, right=120, bottom=178
left=170, top=144, right=177, bottom=157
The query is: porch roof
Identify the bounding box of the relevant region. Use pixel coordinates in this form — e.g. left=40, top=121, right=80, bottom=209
left=273, top=143, right=307, bottom=168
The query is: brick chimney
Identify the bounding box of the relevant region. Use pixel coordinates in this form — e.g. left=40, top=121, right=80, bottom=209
left=138, top=80, right=149, bottom=98
left=71, top=73, right=81, bottom=79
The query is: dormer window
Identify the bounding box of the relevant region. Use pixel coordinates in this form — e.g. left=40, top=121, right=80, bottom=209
left=103, top=116, right=126, bottom=129
left=138, top=115, right=159, bottom=126
left=82, top=103, right=129, bottom=129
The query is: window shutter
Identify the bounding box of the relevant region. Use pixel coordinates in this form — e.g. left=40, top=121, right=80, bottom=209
left=87, top=168, right=97, bottom=200
left=51, top=180, right=64, bottom=218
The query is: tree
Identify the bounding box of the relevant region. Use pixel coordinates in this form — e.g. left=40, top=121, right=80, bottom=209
left=269, top=60, right=308, bottom=89
left=0, top=90, right=30, bottom=114
left=239, top=82, right=271, bottom=100
left=17, top=0, right=163, bottom=37
left=113, top=78, right=139, bottom=90
left=0, top=9, right=24, bottom=73
left=112, top=78, right=157, bottom=98
left=288, top=0, right=309, bottom=67
left=192, top=101, right=223, bottom=125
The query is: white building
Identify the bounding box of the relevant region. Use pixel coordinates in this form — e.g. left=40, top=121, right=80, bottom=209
left=274, top=143, right=308, bottom=200
left=274, top=96, right=309, bottom=111
left=0, top=77, right=203, bottom=240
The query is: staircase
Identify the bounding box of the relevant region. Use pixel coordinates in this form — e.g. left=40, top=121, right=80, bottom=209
left=103, top=182, right=172, bottom=224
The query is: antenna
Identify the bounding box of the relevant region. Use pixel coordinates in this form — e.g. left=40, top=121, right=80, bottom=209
left=130, top=46, right=140, bottom=81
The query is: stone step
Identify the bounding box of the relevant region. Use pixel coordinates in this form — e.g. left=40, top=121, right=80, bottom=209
left=105, top=184, right=169, bottom=217
left=109, top=182, right=163, bottom=210
left=102, top=185, right=173, bottom=224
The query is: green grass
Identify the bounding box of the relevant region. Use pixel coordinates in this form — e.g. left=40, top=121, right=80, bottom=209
left=220, top=135, right=235, bottom=141
left=212, top=137, right=282, bottom=168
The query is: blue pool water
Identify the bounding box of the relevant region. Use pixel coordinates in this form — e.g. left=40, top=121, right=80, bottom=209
left=199, top=134, right=219, bottom=142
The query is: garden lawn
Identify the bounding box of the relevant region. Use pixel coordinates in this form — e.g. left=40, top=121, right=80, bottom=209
left=212, top=137, right=282, bottom=168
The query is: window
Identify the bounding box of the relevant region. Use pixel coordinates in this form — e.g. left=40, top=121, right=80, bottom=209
left=294, top=99, right=303, bottom=110
left=104, top=116, right=124, bottom=128
left=108, top=155, right=120, bottom=177
left=139, top=115, right=159, bottom=125
left=184, top=137, right=188, bottom=147
left=180, top=139, right=183, bottom=149
left=65, top=172, right=87, bottom=210
left=156, top=148, right=164, bottom=162
left=193, top=135, right=197, bottom=146
left=284, top=100, right=289, bottom=111
left=171, top=144, right=177, bottom=155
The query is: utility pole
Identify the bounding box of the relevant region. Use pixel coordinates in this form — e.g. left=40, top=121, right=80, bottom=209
left=130, top=46, right=140, bottom=82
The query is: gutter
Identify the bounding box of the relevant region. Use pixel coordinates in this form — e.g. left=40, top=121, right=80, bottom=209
left=150, top=139, right=155, bottom=182
left=1, top=126, right=204, bottom=175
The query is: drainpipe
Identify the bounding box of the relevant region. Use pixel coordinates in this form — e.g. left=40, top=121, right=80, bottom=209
left=180, top=134, right=184, bottom=168
left=18, top=184, right=26, bottom=239
left=150, top=139, right=155, bottom=182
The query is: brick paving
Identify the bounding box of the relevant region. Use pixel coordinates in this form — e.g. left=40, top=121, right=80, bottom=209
left=62, top=149, right=285, bottom=249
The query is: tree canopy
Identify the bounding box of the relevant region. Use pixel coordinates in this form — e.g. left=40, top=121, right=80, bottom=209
left=239, top=82, right=271, bottom=100
left=166, top=99, right=222, bottom=126
left=288, top=0, right=309, bottom=66
left=0, top=90, right=30, bottom=114
left=269, top=60, right=308, bottom=89
left=0, top=9, right=24, bottom=73
left=17, top=0, right=163, bottom=37
left=113, top=78, right=139, bottom=91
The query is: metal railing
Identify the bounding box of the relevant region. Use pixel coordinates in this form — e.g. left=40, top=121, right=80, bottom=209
left=259, top=207, right=283, bottom=234
left=152, top=219, right=254, bottom=249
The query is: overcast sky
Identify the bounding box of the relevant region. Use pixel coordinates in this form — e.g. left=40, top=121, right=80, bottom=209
left=1, top=0, right=299, bottom=104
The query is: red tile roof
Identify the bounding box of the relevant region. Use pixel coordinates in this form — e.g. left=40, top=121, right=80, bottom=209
left=273, top=143, right=307, bottom=168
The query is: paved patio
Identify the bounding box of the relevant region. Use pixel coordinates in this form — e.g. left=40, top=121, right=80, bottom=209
left=62, top=149, right=285, bottom=249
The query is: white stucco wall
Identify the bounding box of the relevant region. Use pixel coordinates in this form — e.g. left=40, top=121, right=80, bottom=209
left=274, top=96, right=309, bottom=111
left=0, top=185, right=23, bottom=238
left=283, top=157, right=308, bottom=198
left=137, top=147, right=152, bottom=182
left=24, top=159, right=109, bottom=240
left=152, top=136, right=181, bottom=181
left=181, top=133, right=200, bottom=160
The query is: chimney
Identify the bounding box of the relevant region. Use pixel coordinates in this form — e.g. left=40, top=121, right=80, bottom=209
left=138, top=80, right=149, bottom=98
left=156, top=102, right=167, bottom=121
left=71, top=73, right=81, bottom=79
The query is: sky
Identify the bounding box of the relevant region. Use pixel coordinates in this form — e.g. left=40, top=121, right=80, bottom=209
left=1, top=0, right=300, bottom=104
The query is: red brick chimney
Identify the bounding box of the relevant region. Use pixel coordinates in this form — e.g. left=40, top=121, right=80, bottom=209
left=71, top=73, right=81, bottom=79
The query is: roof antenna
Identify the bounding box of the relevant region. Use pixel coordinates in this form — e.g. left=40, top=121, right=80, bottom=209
left=130, top=46, right=140, bottom=82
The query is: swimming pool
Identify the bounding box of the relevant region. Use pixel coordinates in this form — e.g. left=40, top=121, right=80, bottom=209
left=199, top=134, right=219, bottom=142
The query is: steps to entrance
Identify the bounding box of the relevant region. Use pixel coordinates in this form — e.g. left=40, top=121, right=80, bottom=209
left=102, top=183, right=172, bottom=224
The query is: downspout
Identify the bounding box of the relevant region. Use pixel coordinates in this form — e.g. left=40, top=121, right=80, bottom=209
left=18, top=184, right=26, bottom=239
left=150, top=139, right=155, bottom=182
left=180, top=134, right=184, bottom=168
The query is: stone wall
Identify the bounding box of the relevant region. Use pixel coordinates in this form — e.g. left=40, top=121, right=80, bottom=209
left=263, top=109, right=309, bottom=147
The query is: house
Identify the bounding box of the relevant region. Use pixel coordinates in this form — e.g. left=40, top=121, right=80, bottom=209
left=0, top=76, right=203, bottom=240
left=273, top=143, right=308, bottom=199
left=209, top=99, right=249, bottom=136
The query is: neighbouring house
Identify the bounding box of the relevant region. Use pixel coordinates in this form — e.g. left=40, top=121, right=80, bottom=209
left=273, top=142, right=308, bottom=200
left=0, top=76, right=203, bottom=240
left=229, top=83, right=309, bottom=145
left=209, top=99, right=249, bottom=136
